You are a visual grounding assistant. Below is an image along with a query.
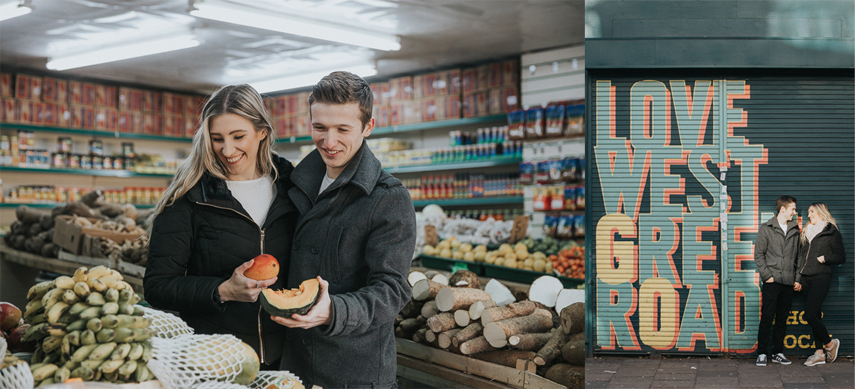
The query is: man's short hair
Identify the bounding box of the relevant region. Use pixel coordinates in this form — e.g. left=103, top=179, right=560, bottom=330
left=308, top=71, right=373, bottom=128
left=776, top=195, right=797, bottom=214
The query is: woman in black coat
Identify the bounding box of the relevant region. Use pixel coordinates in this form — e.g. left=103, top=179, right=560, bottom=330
left=143, top=84, right=297, bottom=369
left=794, top=202, right=846, bottom=366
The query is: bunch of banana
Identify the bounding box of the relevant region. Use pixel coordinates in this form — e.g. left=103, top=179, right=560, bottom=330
left=1, top=348, right=25, bottom=370
left=21, top=266, right=157, bottom=386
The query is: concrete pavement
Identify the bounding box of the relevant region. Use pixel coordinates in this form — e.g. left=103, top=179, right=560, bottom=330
left=585, top=356, right=854, bottom=389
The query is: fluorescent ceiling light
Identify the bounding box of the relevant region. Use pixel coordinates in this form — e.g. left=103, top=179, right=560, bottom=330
left=190, top=0, right=401, bottom=51
left=47, top=34, right=200, bottom=71
left=0, top=2, right=32, bottom=22
left=250, top=64, right=378, bottom=94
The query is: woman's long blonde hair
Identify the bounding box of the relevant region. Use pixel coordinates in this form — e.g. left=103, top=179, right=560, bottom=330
left=800, top=202, right=838, bottom=243
left=148, top=84, right=278, bottom=235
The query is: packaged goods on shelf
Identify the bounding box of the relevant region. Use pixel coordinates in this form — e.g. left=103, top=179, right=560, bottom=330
left=404, top=173, right=522, bottom=201
left=119, top=86, right=144, bottom=111
left=388, top=76, right=414, bottom=101
left=41, top=77, right=68, bottom=103
left=0, top=73, right=12, bottom=98
left=69, top=80, right=95, bottom=105
left=543, top=213, right=585, bottom=240
left=371, top=81, right=389, bottom=106
left=14, top=74, right=42, bottom=101
left=488, top=86, right=519, bottom=115
left=94, top=84, right=118, bottom=107
left=520, top=157, right=584, bottom=186
left=532, top=185, right=584, bottom=212
left=565, top=103, right=584, bottom=136
left=366, top=137, right=411, bottom=153
left=462, top=91, right=489, bottom=118
left=462, top=64, right=489, bottom=94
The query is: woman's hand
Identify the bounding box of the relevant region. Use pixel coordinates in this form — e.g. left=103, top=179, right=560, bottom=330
left=817, top=255, right=826, bottom=263
left=271, top=276, right=332, bottom=329
left=794, top=282, right=802, bottom=292
left=218, top=259, right=278, bottom=303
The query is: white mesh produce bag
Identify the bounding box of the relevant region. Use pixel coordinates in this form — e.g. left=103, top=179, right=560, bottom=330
left=0, top=338, right=34, bottom=389
left=249, top=370, right=303, bottom=389
left=148, top=334, right=252, bottom=389
left=141, top=305, right=194, bottom=338
left=194, top=382, right=249, bottom=389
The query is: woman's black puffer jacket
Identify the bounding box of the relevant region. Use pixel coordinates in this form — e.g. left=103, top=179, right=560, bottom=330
left=144, top=156, right=297, bottom=366
left=795, top=223, right=847, bottom=283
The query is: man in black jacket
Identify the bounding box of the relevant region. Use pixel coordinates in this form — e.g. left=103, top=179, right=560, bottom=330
left=754, top=195, right=799, bottom=366
left=272, top=71, right=416, bottom=388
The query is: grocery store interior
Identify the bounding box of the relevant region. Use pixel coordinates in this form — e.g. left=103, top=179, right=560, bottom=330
left=0, top=0, right=586, bottom=387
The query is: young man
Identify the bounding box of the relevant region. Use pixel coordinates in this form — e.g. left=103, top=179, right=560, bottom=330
left=754, top=195, right=800, bottom=366
left=272, top=71, right=417, bottom=388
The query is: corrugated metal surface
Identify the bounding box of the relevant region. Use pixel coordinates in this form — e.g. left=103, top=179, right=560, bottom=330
left=521, top=45, right=584, bottom=107
left=587, top=74, right=854, bottom=356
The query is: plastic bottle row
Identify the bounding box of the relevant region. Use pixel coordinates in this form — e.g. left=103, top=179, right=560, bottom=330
left=403, top=173, right=523, bottom=200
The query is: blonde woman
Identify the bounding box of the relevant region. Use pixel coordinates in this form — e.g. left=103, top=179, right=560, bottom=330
left=143, top=84, right=297, bottom=370
left=794, top=202, right=847, bottom=366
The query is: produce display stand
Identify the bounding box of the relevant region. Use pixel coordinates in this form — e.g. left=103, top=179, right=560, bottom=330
left=418, top=254, right=583, bottom=288
left=0, top=241, right=144, bottom=304
left=396, top=339, right=565, bottom=389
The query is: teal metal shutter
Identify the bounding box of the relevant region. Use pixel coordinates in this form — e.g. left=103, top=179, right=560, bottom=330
left=587, top=74, right=854, bottom=356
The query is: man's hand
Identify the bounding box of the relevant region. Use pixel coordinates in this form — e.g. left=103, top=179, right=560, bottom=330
left=765, top=277, right=775, bottom=283
left=794, top=282, right=802, bottom=292
left=218, top=259, right=277, bottom=303
left=817, top=255, right=826, bottom=263
left=271, top=276, right=332, bottom=329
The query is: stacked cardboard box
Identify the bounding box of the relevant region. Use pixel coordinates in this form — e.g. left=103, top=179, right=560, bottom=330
left=412, top=70, right=460, bottom=122
left=268, top=91, right=310, bottom=138
left=463, top=60, right=519, bottom=117
left=0, top=72, right=203, bottom=139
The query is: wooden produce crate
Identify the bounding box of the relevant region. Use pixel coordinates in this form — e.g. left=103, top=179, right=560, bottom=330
left=419, top=254, right=485, bottom=276
left=481, top=263, right=583, bottom=289
left=58, top=248, right=115, bottom=269
left=118, top=259, right=146, bottom=278
left=396, top=338, right=565, bottom=389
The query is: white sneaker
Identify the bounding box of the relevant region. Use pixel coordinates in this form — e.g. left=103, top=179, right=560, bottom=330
left=825, top=338, right=840, bottom=363
left=804, top=352, right=825, bottom=366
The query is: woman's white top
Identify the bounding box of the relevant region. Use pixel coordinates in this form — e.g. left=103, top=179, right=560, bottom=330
left=226, top=175, right=276, bottom=227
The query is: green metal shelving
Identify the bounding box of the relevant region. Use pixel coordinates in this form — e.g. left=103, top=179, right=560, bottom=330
left=383, top=156, right=521, bottom=173
left=0, top=203, right=155, bottom=209
left=0, top=123, right=193, bottom=143
left=274, top=114, right=507, bottom=144
left=412, top=196, right=523, bottom=208
left=0, top=166, right=173, bottom=178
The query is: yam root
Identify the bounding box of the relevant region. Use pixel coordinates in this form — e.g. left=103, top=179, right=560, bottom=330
left=560, top=302, right=584, bottom=335
left=459, top=336, right=496, bottom=355
left=481, top=300, right=536, bottom=324
left=472, top=350, right=536, bottom=369
left=437, top=328, right=461, bottom=349
left=534, top=325, right=570, bottom=366
left=483, top=312, right=553, bottom=348
left=39, top=213, right=55, bottom=230
left=448, top=270, right=481, bottom=289
left=395, top=326, right=410, bottom=339
left=16, top=205, right=49, bottom=225
left=424, top=329, right=437, bottom=344
left=408, top=271, right=427, bottom=286
left=561, top=339, right=585, bottom=366
left=27, top=223, right=42, bottom=237
left=421, top=301, right=439, bottom=318
left=452, top=322, right=483, bottom=348
left=468, top=300, right=497, bottom=321
left=545, top=364, right=584, bottom=388
left=400, top=318, right=423, bottom=333
left=412, top=279, right=447, bottom=301
left=400, top=300, right=423, bottom=319
left=41, top=243, right=58, bottom=258
left=413, top=328, right=429, bottom=344
left=435, top=287, right=491, bottom=312
left=81, top=190, right=102, bottom=207
left=394, top=315, right=404, bottom=327
left=426, top=312, right=456, bottom=333
left=454, top=310, right=470, bottom=327
left=509, top=332, right=553, bottom=351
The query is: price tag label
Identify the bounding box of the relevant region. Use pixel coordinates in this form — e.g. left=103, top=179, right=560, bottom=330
left=424, top=225, right=438, bottom=247
left=509, top=215, right=529, bottom=244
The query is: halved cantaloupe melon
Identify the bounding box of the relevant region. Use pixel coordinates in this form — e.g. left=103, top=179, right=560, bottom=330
left=260, top=279, right=320, bottom=317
